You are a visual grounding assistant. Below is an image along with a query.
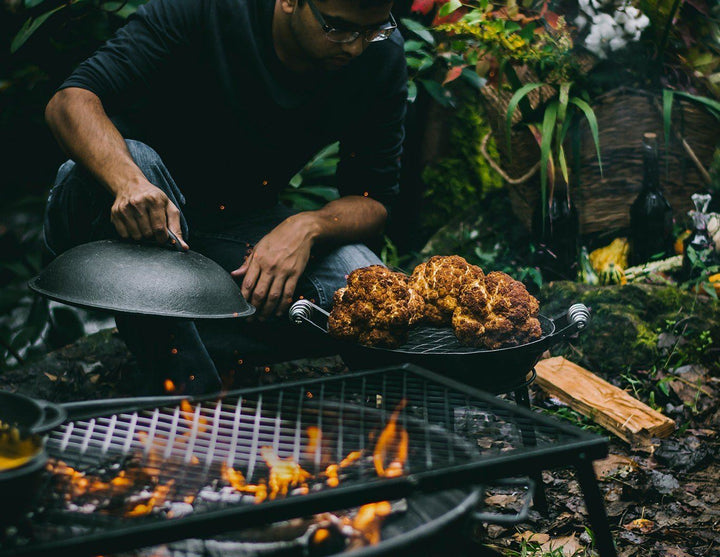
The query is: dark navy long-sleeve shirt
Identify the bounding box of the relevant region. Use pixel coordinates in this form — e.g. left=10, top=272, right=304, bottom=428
left=59, top=0, right=407, bottom=222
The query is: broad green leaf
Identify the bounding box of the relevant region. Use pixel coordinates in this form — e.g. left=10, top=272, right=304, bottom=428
left=289, top=174, right=303, bottom=188
left=11, top=5, right=65, bottom=53
left=401, top=18, right=435, bottom=45
left=557, top=82, right=571, bottom=129
left=417, top=56, right=434, bottom=73
left=24, top=0, right=47, bottom=8
left=505, top=82, right=544, bottom=157
left=558, top=144, right=569, bottom=187
left=407, top=80, right=418, bottom=103
left=663, top=89, right=673, bottom=157
left=419, top=79, right=453, bottom=108
left=555, top=82, right=571, bottom=156
left=403, top=40, right=425, bottom=52
left=672, top=90, right=720, bottom=119
left=569, top=97, right=603, bottom=176
left=461, top=67, right=486, bottom=90
left=296, top=186, right=339, bottom=199
left=540, top=101, right=559, bottom=218
left=438, top=0, right=462, bottom=18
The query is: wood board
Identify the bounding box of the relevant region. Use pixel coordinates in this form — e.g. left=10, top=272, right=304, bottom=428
left=535, top=356, right=676, bottom=446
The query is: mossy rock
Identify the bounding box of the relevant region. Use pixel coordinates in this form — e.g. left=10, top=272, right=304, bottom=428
left=538, top=282, right=720, bottom=375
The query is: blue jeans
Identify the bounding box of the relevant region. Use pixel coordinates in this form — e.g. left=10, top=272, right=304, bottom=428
left=43, top=140, right=382, bottom=395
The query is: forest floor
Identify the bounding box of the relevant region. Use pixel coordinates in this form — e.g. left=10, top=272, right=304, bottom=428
left=1, top=327, right=718, bottom=557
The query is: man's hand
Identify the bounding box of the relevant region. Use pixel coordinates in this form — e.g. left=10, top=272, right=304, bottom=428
left=111, top=178, right=188, bottom=250
left=231, top=215, right=318, bottom=319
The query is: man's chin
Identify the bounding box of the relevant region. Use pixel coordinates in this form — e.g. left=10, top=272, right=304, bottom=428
left=324, top=56, right=353, bottom=70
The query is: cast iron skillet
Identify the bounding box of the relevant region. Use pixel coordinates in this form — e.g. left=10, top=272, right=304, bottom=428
left=28, top=236, right=254, bottom=319
left=289, top=300, right=591, bottom=394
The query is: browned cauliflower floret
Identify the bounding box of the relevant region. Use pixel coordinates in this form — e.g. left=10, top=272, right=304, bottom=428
left=328, top=266, right=424, bottom=348
left=452, top=271, right=542, bottom=349
left=408, top=255, right=484, bottom=326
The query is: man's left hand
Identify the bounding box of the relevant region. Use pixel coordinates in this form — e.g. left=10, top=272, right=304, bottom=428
left=231, top=215, right=318, bottom=319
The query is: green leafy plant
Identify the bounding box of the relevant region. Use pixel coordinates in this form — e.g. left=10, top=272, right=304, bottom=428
left=11, top=0, right=147, bottom=53
left=506, top=81, right=602, bottom=222
left=280, top=142, right=340, bottom=212
left=411, top=0, right=603, bottom=222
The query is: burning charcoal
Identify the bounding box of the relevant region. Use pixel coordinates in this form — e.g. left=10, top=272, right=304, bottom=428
left=167, top=502, right=193, bottom=518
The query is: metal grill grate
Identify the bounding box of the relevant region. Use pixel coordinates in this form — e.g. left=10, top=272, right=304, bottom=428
left=385, top=323, right=552, bottom=355
left=1, top=365, right=607, bottom=557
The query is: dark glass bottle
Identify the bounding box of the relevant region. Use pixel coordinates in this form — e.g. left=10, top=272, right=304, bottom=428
left=682, top=193, right=716, bottom=279
left=531, top=181, right=579, bottom=281
left=629, top=133, right=674, bottom=266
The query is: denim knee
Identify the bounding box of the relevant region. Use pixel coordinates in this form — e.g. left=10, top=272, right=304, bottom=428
left=44, top=140, right=188, bottom=256
left=301, top=243, right=383, bottom=309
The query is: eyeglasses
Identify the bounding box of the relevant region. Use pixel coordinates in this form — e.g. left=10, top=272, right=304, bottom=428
left=305, top=0, right=397, bottom=44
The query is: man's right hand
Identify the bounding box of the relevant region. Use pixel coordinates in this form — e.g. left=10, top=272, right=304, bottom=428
left=111, top=178, right=189, bottom=250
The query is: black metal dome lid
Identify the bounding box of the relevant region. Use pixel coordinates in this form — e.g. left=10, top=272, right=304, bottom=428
left=29, top=240, right=254, bottom=319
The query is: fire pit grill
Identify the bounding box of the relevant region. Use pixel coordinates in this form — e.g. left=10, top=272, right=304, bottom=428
left=1, top=364, right=612, bottom=557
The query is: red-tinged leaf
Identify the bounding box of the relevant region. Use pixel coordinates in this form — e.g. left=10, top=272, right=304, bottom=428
left=442, top=65, right=465, bottom=85
left=432, top=10, right=465, bottom=25
left=544, top=10, right=561, bottom=29
left=411, top=0, right=436, bottom=15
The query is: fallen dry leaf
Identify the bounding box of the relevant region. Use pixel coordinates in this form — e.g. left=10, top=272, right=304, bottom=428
left=539, top=533, right=584, bottom=556
left=485, top=494, right=518, bottom=507
left=513, top=531, right=550, bottom=544
left=44, top=372, right=57, bottom=381
left=624, top=518, right=655, bottom=533
left=594, top=454, right=637, bottom=479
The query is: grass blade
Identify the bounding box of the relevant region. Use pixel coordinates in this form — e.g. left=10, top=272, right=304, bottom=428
left=506, top=82, right=545, bottom=158
left=570, top=97, right=603, bottom=177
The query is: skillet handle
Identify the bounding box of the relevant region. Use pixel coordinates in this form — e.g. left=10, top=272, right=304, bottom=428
left=545, top=303, right=591, bottom=344
left=289, top=299, right=329, bottom=333
left=30, top=400, right=68, bottom=434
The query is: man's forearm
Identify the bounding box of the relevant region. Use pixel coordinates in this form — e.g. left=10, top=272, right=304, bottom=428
left=45, top=87, right=146, bottom=196
left=293, top=195, right=388, bottom=246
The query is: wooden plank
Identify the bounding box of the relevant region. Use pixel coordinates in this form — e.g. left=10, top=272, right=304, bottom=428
left=535, top=356, right=675, bottom=446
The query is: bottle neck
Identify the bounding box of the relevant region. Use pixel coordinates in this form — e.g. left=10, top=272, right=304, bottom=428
left=642, top=137, right=661, bottom=192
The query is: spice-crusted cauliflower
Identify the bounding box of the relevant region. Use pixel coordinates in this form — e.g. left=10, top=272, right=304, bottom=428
left=328, top=265, right=424, bottom=348
left=452, top=271, right=542, bottom=349
left=408, top=255, right=484, bottom=326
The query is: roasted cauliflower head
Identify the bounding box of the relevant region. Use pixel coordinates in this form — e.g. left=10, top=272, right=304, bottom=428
left=328, top=265, right=424, bottom=348
left=452, top=271, right=542, bottom=349
left=408, top=255, right=484, bottom=326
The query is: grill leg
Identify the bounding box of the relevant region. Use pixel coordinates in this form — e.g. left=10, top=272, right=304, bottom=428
left=574, top=453, right=617, bottom=557
left=513, top=385, right=548, bottom=515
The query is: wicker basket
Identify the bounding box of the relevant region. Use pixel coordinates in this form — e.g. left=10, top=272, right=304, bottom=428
left=479, top=86, right=719, bottom=235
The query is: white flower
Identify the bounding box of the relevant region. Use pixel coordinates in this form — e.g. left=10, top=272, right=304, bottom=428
left=575, top=14, right=588, bottom=30
left=609, top=35, right=627, bottom=51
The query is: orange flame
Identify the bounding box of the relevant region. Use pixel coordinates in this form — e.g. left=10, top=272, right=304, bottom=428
left=339, top=450, right=363, bottom=468
left=260, top=447, right=312, bottom=499
left=221, top=462, right=268, bottom=503
left=164, top=379, right=175, bottom=393
left=180, top=399, right=208, bottom=435
left=373, top=401, right=408, bottom=478
left=306, top=426, right=321, bottom=460
left=125, top=480, right=174, bottom=517
left=353, top=501, right=392, bottom=545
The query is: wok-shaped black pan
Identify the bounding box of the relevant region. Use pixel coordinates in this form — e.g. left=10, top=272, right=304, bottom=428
left=288, top=300, right=590, bottom=394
